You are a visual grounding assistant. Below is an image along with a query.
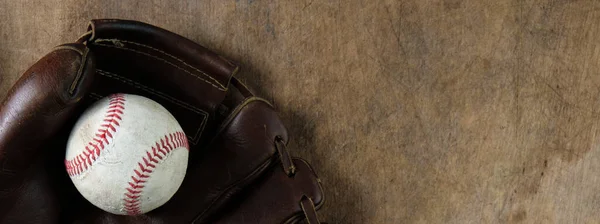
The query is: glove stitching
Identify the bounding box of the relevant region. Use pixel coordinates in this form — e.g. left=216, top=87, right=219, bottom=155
left=123, top=131, right=189, bottom=215
left=64, top=94, right=125, bottom=176
left=92, top=40, right=227, bottom=91
left=95, top=38, right=227, bottom=88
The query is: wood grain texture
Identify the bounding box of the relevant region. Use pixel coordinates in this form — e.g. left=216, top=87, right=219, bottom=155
left=2, top=0, right=600, bottom=223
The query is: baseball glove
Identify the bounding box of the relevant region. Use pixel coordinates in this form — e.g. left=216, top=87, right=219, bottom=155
left=0, top=19, right=324, bottom=224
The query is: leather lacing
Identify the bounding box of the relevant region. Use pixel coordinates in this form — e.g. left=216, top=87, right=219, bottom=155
left=274, top=136, right=322, bottom=224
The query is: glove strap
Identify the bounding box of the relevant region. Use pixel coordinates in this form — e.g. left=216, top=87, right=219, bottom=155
left=275, top=136, right=296, bottom=176
left=300, top=195, right=322, bottom=224
left=276, top=137, right=323, bottom=224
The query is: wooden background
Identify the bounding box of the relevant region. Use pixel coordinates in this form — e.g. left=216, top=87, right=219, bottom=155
left=2, top=0, right=600, bottom=223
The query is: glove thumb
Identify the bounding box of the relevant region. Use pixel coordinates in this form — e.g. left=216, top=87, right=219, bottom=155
left=0, top=43, right=95, bottom=175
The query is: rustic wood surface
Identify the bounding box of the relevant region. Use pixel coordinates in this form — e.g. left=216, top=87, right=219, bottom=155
left=2, top=0, right=600, bottom=223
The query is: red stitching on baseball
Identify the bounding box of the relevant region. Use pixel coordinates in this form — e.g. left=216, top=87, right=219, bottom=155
left=65, top=94, right=126, bottom=176
left=122, top=131, right=188, bottom=215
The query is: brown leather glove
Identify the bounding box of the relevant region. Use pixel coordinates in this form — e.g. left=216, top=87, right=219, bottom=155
left=0, top=19, right=324, bottom=224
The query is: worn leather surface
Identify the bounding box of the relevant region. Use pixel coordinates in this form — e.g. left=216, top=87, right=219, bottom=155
left=0, top=43, right=96, bottom=223
left=212, top=158, right=324, bottom=224
left=0, top=19, right=324, bottom=223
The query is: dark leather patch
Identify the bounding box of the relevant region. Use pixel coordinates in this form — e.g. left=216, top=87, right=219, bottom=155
left=86, top=79, right=208, bottom=146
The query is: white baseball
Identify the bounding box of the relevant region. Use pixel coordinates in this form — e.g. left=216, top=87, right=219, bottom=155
left=65, top=93, right=189, bottom=215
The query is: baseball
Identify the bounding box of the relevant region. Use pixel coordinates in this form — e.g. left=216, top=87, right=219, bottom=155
left=65, top=93, right=189, bottom=215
